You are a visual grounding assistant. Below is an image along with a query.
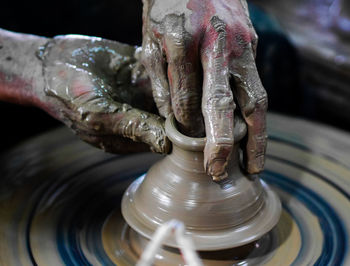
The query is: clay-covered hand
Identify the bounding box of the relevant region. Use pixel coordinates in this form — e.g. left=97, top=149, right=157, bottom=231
left=141, top=0, right=267, bottom=180
left=41, top=36, right=170, bottom=154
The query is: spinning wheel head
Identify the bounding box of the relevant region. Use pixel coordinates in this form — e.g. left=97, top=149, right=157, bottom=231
left=1, top=114, right=348, bottom=265
left=122, top=114, right=281, bottom=251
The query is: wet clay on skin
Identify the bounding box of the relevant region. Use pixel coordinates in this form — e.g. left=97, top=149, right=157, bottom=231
left=0, top=0, right=268, bottom=180
left=142, top=0, right=267, bottom=180
left=40, top=36, right=170, bottom=154
left=0, top=29, right=170, bottom=154
left=0, top=29, right=48, bottom=108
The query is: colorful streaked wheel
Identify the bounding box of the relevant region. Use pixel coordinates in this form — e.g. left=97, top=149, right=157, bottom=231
left=0, top=113, right=349, bottom=265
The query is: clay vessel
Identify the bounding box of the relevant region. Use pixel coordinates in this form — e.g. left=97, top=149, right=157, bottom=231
left=122, top=114, right=281, bottom=251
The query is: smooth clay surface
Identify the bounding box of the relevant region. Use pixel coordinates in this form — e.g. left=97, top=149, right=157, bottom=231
left=122, top=114, right=281, bottom=250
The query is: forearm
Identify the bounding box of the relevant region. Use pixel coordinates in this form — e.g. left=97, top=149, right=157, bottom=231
left=0, top=29, right=48, bottom=107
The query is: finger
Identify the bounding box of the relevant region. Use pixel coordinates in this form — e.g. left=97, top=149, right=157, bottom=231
left=44, top=37, right=170, bottom=154
left=230, top=45, right=267, bottom=174
left=163, top=19, right=204, bottom=137
left=141, top=35, right=172, bottom=118
left=236, top=0, right=258, bottom=57
left=53, top=74, right=170, bottom=154
left=131, top=46, right=154, bottom=105
left=73, top=100, right=171, bottom=154
left=201, top=17, right=236, bottom=181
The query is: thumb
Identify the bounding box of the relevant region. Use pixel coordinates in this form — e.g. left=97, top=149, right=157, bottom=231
left=73, top=102, right=171, bottom=154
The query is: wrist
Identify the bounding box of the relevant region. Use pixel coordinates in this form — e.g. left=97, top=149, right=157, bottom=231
left=0, top=29, right=49, bottom=108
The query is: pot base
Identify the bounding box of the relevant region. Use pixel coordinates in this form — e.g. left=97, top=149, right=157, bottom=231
left=122, top=114, right=281, bottom=251
left=2, top=113, right=349, bottom=265
left=104, top=199, right=299, bottom=266
left=122, top=175, right=281, bottom=251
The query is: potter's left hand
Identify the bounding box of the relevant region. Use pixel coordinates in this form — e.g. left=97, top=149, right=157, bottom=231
left=41, top=36, right=170, bottom=154
left=141, top=0, right=267, bottom=180
left=0, top=29, right=169, bottom=155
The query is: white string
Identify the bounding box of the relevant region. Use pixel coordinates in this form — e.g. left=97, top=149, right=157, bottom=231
left=136, top=219, right=203, bottom=266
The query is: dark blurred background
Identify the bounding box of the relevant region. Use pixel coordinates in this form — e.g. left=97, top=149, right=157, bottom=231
left=0, top=0, right=349, bottom=151
left=1, top=0, right=143, bottom=151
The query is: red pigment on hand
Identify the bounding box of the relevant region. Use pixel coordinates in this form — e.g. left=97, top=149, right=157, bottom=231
left=187, top=0, right=253, bottom=58
left=72, top=79, right=94, bottom=98
left=0, top=72, right=58, bottom=119
left=0, top=72, right=36, bottom=105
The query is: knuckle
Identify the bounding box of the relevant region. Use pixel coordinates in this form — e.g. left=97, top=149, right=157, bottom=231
left=164, top=14, right=186, bottom=38
left=209, top=16, right=227, bottom=51
left=163, top=16, right=190, bottom=50
left=210, top=16, right=227, bottom=34
left=252, top=31, right=258, bottom=43
left=225, top=21, right=256, bottom=50
left=204, top=89, right=235, bottom=111
left=154, top=94, right=171, bottom=117
left=164, top=36, right=188, bottom=63
left=173, top=90, right=201, bottom=111
left=243, top=91, right=268, bottom=116
left=251, top=32, right=258, bottom=47
left=82, top=113, right=104, bottom=132
left=141, top=41, right=160, bottom=64
left=256, top=92, right=268, bottom=109
left=166, top=30, right=186, bottom=47
left=251, top=94, right=267, bottom=111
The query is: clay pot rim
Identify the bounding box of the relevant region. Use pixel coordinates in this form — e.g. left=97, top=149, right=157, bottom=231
left=165, top=114, right=247, bottom=152
left=165, top=114, right=205, bottom=151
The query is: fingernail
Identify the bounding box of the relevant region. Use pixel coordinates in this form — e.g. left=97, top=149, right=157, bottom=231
left=247, top=162, right=263, bottom=174
left=212, top=172, right=228, bottom=182
left=208, top=160, right=228, bottom=179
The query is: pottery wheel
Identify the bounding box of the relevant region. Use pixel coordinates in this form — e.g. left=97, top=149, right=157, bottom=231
left=0, top=113, right=349, bottom=265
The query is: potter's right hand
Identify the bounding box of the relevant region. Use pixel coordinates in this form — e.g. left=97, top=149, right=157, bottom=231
left=40, top=35, right=170, bottom=154
left=141, top=0, right=267, bottom=181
